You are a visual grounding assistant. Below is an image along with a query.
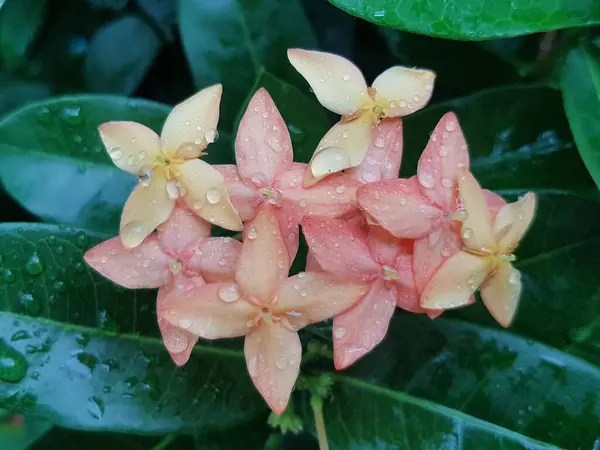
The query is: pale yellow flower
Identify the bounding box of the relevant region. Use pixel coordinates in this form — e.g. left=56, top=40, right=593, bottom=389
left=287, top=49, right=436, bottom=185
left=99, top=84, right=242, bottom=249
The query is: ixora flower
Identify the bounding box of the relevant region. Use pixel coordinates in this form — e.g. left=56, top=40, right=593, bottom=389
left=357, top=113, right=506, bottom=308
left=421, top=170, right=536, bottom=327
left=215, top=88, right=360, bottom=258
left=84, top=205, right=242, bottom=365
left=158, top=206, right=368, bottom=413
left=303, top=217, right=421, bottom=369
left=99, top=84, right=242, bottom=249
left=287, top=48, right=435, bottom=185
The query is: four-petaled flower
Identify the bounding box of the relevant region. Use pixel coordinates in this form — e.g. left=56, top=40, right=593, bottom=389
left=84, top=205, right=241, bottom=365
left=99, top=84, right=242, bottom=249
left=303, top=217, right=420, bottom=369
left=288, top=49, right=435, bottom=185
left=216, top=88, right=360, bottom=258
left=421, top=170, right=536, bottom=327
left=158, top=206, right=368, bottom=413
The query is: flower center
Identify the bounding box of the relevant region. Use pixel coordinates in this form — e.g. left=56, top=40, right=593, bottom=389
left=382, top=265, right=398, bottom=281
left=259, top=187, right=283, bottom=206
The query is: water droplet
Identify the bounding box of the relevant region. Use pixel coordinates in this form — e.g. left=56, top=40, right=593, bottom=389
left=335, top=185, right=345, bottom=194
left=438, top=146, right=449, bottom=157
left=441, top=177, right=452, bottom=188
left=300, top=289, right=307, bottom=297
left=193, top=201, right=203, bottom=211
left=0, top=339, right=28, bottom=382
left=362, top=171, right=377, bottom=183
left=461, top=227, right=474, bottom=241
left=178, top=317, right=195, bottom=329
left=1, top=268, right=15, bottom=284
left=137, top=165, right=154, bottom=187
left=374, top=137, right=385, bottom=148
left=275, top=355, right=288, bottom=370
left=36, top=106, right=52, bottom=124
left=441, top=246, right=451, bottom=257
left=60, top=106, right=83, bottom=126
left=342, top=74, right=351, bottom=82
left=55, top=245, right=64, bottom=255
left=109, top=147, right=123, bottom=161
left=297, top=272, right=305, bottom=278
left=299, top=199, right=307, bottom=208
left=87, top=396, right=105, bottom=419
left=25, top=254, right=44, bottom=275
left=121, top=221, right=148, bottom=248
left=218, top=284, right=240, bottom=303
left=247, top=356, right=258, bottom=378
left=11, top=330, right=30, bottom=342
left=205, top=129, right=219, bottom=143
left=389, top=100, right=397, bottom=108
left=267, top=137, right=281, bottom=151
left=166, top=180, right=181, bottom=199
left=54, top=280, right=67, bottom=293
left=169, top=260, right=182, bottom=275
left=418, top=171, right=435, bottom=189
left=342, top=130, right=350, bottom=138
left=445, top=121, right=457, bottom=132
left=206, top=187, right=221, bottom=204
left=334, top=327, right=346, bottom=339
left=164, top=331, right=188, bottom=353
left=76, top=231, right=89, bottom=248
left=247, top=226, right=258, bottom=240
left=250, top=172, right=267, bottom=187
left=277, top=260, right=285, bottom=269
left=452, top=208, right=469, bottom=222
left=509, top=271, right=520, bottom=284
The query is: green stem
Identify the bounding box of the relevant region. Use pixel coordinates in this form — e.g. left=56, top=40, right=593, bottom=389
left=152, top=434, right=178, bottom=450
left=310, top=396, right=329, bottom=450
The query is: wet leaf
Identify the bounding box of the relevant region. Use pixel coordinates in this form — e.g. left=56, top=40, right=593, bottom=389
left=0, top=223, right=266, bottom=433
left=0, top=95, right=232, bottom=234
left=328, top=0, right=600, bottom=40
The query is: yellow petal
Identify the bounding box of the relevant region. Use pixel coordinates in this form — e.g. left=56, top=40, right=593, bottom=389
left=120, top=172, right=175, bottom=248
left=492, top=193, right=536, bottom=254
left=480, top=262, right=521, bottom=327
left=177, top=159, right=242, bottom=231
left=287, top=48, right=368, bottom=115
left=458, top=170, right=496, bottom=251
left=98, top=121, right=161, bottom=174
left=161, top=84, right=222, bottom=153
left=372, top=66, right=436, bottom=118
left=421, top=251, right=493, bottom=310
left=308, top=118, right=373, bottom=181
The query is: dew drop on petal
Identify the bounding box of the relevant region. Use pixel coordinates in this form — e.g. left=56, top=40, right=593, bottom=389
left=461, top=227, right=474, bottom=242
left=109, top=147, right=123, bottom=161
left=335, top=185, right=345, bottom=194
left=206, top=187, right=221, bottom=204
left=275, top=355, right=288, bottom=370
left=250, top=172, right=267, bottom=187
left=342, top=74, right=351, bottom=82
left=121, top=221, right=148, bottom=248
left=300, top=289, right=307, bottom=297
left=205, top=129, right=219, bottom=143
left=166, top=180, right=180, bottom=199
left=178, top=317, right=195, bottom=329
left=509, top=271, right=520, bottom=284
left=137, top=165, right=154, bottom=187
left=247, top=356, right=258, bottom=378
left=441, top=177, right=453, bottom=188
left=441, top=246, right=451, bottom=257
left=165, top=331, right=188, bottom=353
left=247, top=226, right=258, bottom=240
left=374, top=137, right=385, bottom=148
left=218, top=284, right=240, bottom=303
left=445, top=120, right=457, bottom=132
left=334, top=327, right=346, bottom=339
left=342, top=130, right=350, bottom=138
left=418, top=171, right=435, bottom=189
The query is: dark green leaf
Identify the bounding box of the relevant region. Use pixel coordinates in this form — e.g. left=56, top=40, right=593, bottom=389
left=0, top=411, right=51, bottom=450
left=84, top=16, right=162, bottom=95
left=0, top=73, right=51, bottom=117
left=0, top=0, right=48, bottom=70
left=238, top=71, right=330, bottom=163
left=319, top=315, right=599, bottom=449
left=0, top=223, right=266, bottom=433
left=0, top=95, right=232, bottom=234
left=178, top=0, right=318, bottom=128
left=561, top=42, right=600, bottom=190
left=328, top=0, right=600, bottom=40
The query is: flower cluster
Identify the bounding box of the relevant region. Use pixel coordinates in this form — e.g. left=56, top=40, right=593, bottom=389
left=85, top=49, right=536, bottom=414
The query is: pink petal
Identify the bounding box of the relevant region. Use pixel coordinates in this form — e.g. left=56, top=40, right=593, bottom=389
left=214, top=165, right=261, bottom=221
left=305, top=250, right=322, bottom=272
left=302, top=216, right=379, bottom=279
left=484, top=190, right=507, bottom=218
left=393, top=245, right=425, bottom=314
left=287, top=49, right=368, bottom=115
left=417, top=112, right=469, bottom=211
left=333, top=280, right=396, bottom=369
left=84, top=235, right=170, bottom=289
left=275, top=209, right=300, bottom=262
left=366, top=225, right=403, bottom=268
left=244, top=321, right=301, bottom=414
left=357, top=177, right=442, bottom=239
left=236, top=205, right=289, bottom=305
left=481, top=262, right=521, bottom=327
left=273, top=272, right=369, bottom=329
left=157, top=204, right=211, bottom=258
left=235, top=89, right=293, bottom=188
left=184, top=237, right=242, bottom=283
left=278, top=163, right=360, bottom=221
left=346, top=118, right=403, bottom=183
left=158, top=282, right=256, bottom=339
left=157, top=275, right=205, bottom=366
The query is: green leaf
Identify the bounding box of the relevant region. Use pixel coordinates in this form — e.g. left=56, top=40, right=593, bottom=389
left=0, top=0, right=48, bottom=70
left=0, top=73, right=51, bottom=117
left=561, top=42, right=600, bottom=191
left=0, top=412, right=51, bottom=450
left=84, top=16, right=162, bottom=95
left=318, top=315, right=600, bottom=449
left=328, top=0, right=600, bottom=40
left=0, top=223, right=267, bottom=433
left=0, top=95, right=233, bottom=234
left=178, top=0, right=318, bottom=128
left=237, top=70, right=330, bottom=163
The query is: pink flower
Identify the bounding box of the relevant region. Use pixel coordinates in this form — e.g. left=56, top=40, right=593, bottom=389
left=357, top=113, right=506, bottom=308
left=158, top=206, right=368, bottom=413
left=287, top=49, right=435, bottom=185
left=84, top=205, right=242, bottom=366
left=422, top=170, right=536, bottom=327
left=215, top=88, right=360, bottom=259
left=302, top=216, right=420, bottom=369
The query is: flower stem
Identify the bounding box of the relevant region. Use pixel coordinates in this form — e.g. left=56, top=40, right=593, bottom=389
left=310, top=395, right=329, bottom=450
left=152, top=434, right=177, bottom=450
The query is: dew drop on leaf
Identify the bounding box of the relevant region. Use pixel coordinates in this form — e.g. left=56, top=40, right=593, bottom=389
left=18, top=291, right=42, bottom=316
left=0, top=268, right=15, bottom=284
left=25, top=254, right=44, bottom=275
left=60, top=106, right=83, bottom=126
left=0, top=339, right=28, bottom=383
left=87, top=396, right=105, bottom=419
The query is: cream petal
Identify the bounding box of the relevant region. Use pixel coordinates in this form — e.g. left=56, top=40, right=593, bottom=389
left=120, top=174, right=175, bottom=248
left=99, top=121, right=161, bottom=174
left=373, top=66, right=435, bottom=117
left=177, top=159, right=243, bottom=231
left=457, top=170, right=496, bottom=251
left=161, top=84, right=222, bottom=153
left=287, top=48, right=368, bottom=115
left=492, top=193, right=536, bottom=254
left=480, top=262, right=521, bottom=328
